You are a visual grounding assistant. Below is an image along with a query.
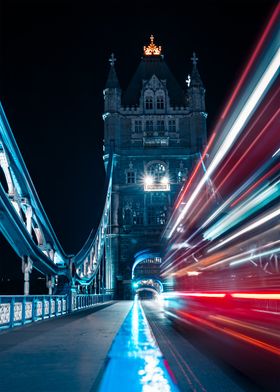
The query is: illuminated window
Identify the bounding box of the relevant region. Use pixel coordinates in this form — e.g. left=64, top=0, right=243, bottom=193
left=134, top=120, right=142, bottom=133
left=156, top=96, right=164, bottom=109
left=168, top=119, right=176, bottom=132
left=144, top=162, right=170, bottom=191
left=145, top=97, right=153, bottom=110
left=147, top=162, right=166, bottom=181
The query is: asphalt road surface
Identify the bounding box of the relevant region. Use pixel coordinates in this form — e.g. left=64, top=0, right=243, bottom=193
left=141, top=299, right=270, bottom=392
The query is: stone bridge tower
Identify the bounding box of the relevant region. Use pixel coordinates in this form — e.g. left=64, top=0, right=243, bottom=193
left=103, top=36, right=207, bottom=299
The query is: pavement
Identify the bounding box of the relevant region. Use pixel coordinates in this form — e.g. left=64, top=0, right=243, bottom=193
left=0, top=301, right=132, bottom=392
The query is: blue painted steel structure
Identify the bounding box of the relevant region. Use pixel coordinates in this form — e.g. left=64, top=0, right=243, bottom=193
left=0, top=102, right=114, bottom=291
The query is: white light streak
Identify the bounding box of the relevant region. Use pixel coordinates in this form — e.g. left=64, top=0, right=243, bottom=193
left=230, top=247, right=280, bottom=267
left=168, top=48, right=280, bottom=239
left=204, top=182, right=279, bottom=241
left=170, top=242, right=192, bottom=250
left=272, top=147, right=280, bottom=157
left=208, top=207, right=280, bottom=252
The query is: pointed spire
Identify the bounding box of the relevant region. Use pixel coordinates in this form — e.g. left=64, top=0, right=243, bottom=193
left=190, top=52, right=203, bottom=87
left=109, top=53, right=116, bottom=66
left=191, top=52, right=198, bottom=66
left=105, top=53, right=120, bottom=89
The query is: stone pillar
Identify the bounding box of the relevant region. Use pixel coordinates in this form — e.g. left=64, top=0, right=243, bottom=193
left=22, top=256, right=33, bottom=295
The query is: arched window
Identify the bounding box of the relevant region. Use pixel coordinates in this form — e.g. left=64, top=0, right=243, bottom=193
left=156, top=96, right=164, bottom=110
left=144, top=89, right=154, bottom=111
left=147, top=162, right=166, bottom=181
left=145, top=96, right=153, bottom=110
left=144, top=161, right=170, bottom=191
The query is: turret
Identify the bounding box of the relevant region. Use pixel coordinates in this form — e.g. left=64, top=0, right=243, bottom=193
left=187, top=52, right=207, bottom=151
left=103, top=54, right=122, bottom=155
left=188, top=52, right=206, bottom=112
left=103, top=53, right=121, bottom=113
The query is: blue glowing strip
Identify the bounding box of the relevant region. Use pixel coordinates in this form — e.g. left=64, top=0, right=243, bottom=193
left=98, top=299, right=179, bottom=392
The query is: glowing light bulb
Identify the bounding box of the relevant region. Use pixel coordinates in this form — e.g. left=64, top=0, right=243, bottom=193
left=144, top=175, right=154, bottom=185
left=161, top=176, right=169, bottom=185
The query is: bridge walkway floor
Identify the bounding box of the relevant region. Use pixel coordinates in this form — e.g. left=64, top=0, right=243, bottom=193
left=0, top=300, right=132, bottom=392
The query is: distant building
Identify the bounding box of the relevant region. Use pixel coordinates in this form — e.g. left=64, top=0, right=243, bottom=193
left=103, top=36, right=207, bottom=298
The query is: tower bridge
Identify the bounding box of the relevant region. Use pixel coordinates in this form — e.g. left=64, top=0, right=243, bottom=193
left=0, top=11, right=280, bottom=391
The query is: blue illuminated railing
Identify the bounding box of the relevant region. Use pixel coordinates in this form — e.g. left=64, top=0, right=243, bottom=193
left=0, top=293, right=113, bottom=330
left=73, top=294, right=113, bottom=311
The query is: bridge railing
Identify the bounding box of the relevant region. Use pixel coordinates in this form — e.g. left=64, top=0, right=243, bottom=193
left=73, top=294, right=113, bottom=311
left=0, top=293, right=113, bottom=330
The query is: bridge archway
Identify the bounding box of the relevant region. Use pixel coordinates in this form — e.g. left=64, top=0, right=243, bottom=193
left=131, top=249, right=163, bottom=297
left=135, top=287, right=159, bottom=300
left=133, top=278, right=163, bottom=293
left=131, top=249, right=161, bottom=279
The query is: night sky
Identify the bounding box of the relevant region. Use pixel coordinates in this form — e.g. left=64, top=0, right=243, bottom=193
left=0, top=0, right=278, bottom=282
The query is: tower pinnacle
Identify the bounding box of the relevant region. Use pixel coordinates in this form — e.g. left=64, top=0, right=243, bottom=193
left=191, top=52, right=198, bottom=66
left=143, top=35, right=162, bottom=56
left=109, top=53, right=116, bottom=67
left=105, top=53, right=120, bottom=89
left=190, top=51, right=203, bottom=87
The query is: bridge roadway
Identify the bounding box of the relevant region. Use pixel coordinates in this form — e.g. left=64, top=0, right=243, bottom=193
left=0, top=299, right=267, bottom=392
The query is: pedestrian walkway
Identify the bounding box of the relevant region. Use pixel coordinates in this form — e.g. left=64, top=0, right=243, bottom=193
left=0, top=301, right=132, bottom=392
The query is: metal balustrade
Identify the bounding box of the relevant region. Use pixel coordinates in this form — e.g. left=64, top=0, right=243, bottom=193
left=74, top=294, right=113, bottom=310
left=0, top=293, right=113, bottom=330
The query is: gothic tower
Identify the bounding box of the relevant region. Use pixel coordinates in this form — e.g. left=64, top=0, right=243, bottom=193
left=103, top=36, right=207, bottom=299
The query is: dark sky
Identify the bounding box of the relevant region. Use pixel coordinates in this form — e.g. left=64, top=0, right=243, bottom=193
left=0, top=0, right=278, bottom=276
